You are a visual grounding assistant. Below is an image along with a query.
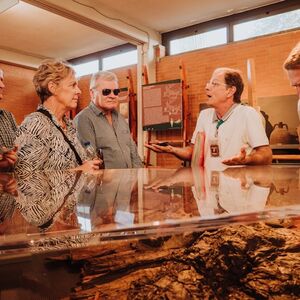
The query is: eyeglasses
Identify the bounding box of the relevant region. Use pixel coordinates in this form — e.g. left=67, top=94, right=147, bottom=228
left=206, top=81, right=228, bottom=88
left=292, top=82, right=300, bottom=88
left=101, top=88, right=121, bottom=96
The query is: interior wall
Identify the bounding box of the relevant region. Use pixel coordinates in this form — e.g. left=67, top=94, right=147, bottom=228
left=1, top=30, right=299, bottom=168
left=0, top=62, right=39, bottom=124
left=0, top=61, right=137, bottom=124
left=156, top=30, right=300, bottom=167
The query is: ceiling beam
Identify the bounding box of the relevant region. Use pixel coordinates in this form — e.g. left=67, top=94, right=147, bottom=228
left=22, top=0, right=158, bottom=45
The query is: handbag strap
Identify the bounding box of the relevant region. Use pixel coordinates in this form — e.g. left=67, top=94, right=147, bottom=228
left=37, top=108, right=83, bottom=165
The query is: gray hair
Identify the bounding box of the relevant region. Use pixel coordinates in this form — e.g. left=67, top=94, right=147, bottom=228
left=90, top=71, right=118, bottom=90
left=284, top=42, right=300, bottom=70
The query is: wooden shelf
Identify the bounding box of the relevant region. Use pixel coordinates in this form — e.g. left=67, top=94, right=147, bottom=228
left=271, top=144, right=300, bottom=150
left=272, top=154, right=300, bottom=161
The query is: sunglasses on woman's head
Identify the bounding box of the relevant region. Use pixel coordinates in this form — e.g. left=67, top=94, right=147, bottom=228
left=102, top=88, right=121, bottom=96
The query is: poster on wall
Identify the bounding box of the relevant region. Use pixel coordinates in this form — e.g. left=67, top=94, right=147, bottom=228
left=258, top=94, right=299, bottom=144
left=142, top=79, right=182, bottom=131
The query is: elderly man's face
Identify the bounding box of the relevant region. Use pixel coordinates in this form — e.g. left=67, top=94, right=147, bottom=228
left=92, top=79, right=119, bottom=112
left=0, top=70, right=5, bottom=101
left=287, top=69, right=300, bottom=98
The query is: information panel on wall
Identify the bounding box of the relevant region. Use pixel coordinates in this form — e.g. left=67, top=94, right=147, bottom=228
left=142, top=79, right=182, bottom=131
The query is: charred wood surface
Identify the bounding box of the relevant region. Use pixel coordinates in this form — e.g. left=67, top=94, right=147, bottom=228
left=67, top=222, right=300, bottom=300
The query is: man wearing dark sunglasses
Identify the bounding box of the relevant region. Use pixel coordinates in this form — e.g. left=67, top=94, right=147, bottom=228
left=74, top=71, right=142, bottom=169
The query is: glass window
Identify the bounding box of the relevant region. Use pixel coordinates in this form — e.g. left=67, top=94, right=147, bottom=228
left=73, top=60, right=99, bottom=77
left=170, top=27, right=227, bottom=55
left=102, top=50, right=137, bottom=70
left=234, top=9, right=300, bottom=41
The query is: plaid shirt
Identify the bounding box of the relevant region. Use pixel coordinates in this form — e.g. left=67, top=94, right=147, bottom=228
left=0, top=109, right=17, bottom=149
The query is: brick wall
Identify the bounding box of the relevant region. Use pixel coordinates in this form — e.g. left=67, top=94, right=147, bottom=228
left=0, top=62, right=39, bottom=124
left=156, top=30, right=300, bottom=167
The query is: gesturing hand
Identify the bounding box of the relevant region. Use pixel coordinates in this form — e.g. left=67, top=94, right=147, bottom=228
left=144, top=143, right=173, bottom=154
left=222, top=146, right=248, bottom=166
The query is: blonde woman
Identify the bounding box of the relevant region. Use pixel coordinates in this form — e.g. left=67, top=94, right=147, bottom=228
left=16, top=59, right=100, bottom=172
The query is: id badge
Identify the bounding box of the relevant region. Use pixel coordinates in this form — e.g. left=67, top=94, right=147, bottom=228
left=209, top=138, right=220, bottom=157
left=210, top=171, right=220, bottom=187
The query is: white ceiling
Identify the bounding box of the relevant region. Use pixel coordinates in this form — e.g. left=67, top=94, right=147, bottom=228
left=0, top=1, right=124, bottom=60
left=0, top=0, right=283, bottom=63
left=90, top=0, right=283, bottom=33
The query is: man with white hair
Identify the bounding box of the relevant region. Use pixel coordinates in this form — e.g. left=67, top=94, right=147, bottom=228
left=0, top=68, right=18, bottom=171
left=74, top=71, right=142, bottom=169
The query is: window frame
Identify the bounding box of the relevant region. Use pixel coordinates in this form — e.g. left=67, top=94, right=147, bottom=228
left=73, top=59, right=100, bottom=77
left=169, top=25, right=229, bottom=55
left=102, top=49, right=138, bottom=70
left=68, top=0, right=300, bottom=64
left=69, top=43, right=136, bottom=71
left=162, top=0, right=300, bottom=56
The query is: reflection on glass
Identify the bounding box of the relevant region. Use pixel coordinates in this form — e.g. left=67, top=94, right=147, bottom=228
left=0, top=166, right=299, bottom=254
left=0, top=173, right=17, bottom=233
left=15, top=171, right=85, bottom=233
left=78, top=169, right=138, bottom=231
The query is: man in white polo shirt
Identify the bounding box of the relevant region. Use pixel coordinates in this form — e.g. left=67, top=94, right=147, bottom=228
left=283, top=42, right=300, bottom=142
left=145, top=67, right=272, bottom=168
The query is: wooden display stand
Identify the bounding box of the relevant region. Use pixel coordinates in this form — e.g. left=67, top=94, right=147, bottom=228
left=144, top=61, right=190, bottom=167
left=127, top=69, right=137, bottom=143
left=247, top=58, right=258, bottom=109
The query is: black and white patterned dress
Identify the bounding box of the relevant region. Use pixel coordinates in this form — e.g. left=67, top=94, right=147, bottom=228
left=16, top=170, right=84, bottom=230
left=15, top=106, right=87, bottom=173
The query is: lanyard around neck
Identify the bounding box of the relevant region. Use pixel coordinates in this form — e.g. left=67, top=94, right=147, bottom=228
left=37, top=108, right=83, bottom=165
left=215, top=104, right=239, bottom=133
left=216, top=119, right=224, bottom=129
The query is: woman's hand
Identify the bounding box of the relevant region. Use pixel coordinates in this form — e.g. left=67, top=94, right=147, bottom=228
left=0, top=146, right=18, bottom=170
left=0, top=173, right=18, bottom=196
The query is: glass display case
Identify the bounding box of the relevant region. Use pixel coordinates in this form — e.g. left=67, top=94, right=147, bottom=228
left=0, top=165, right=299, bottom=298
